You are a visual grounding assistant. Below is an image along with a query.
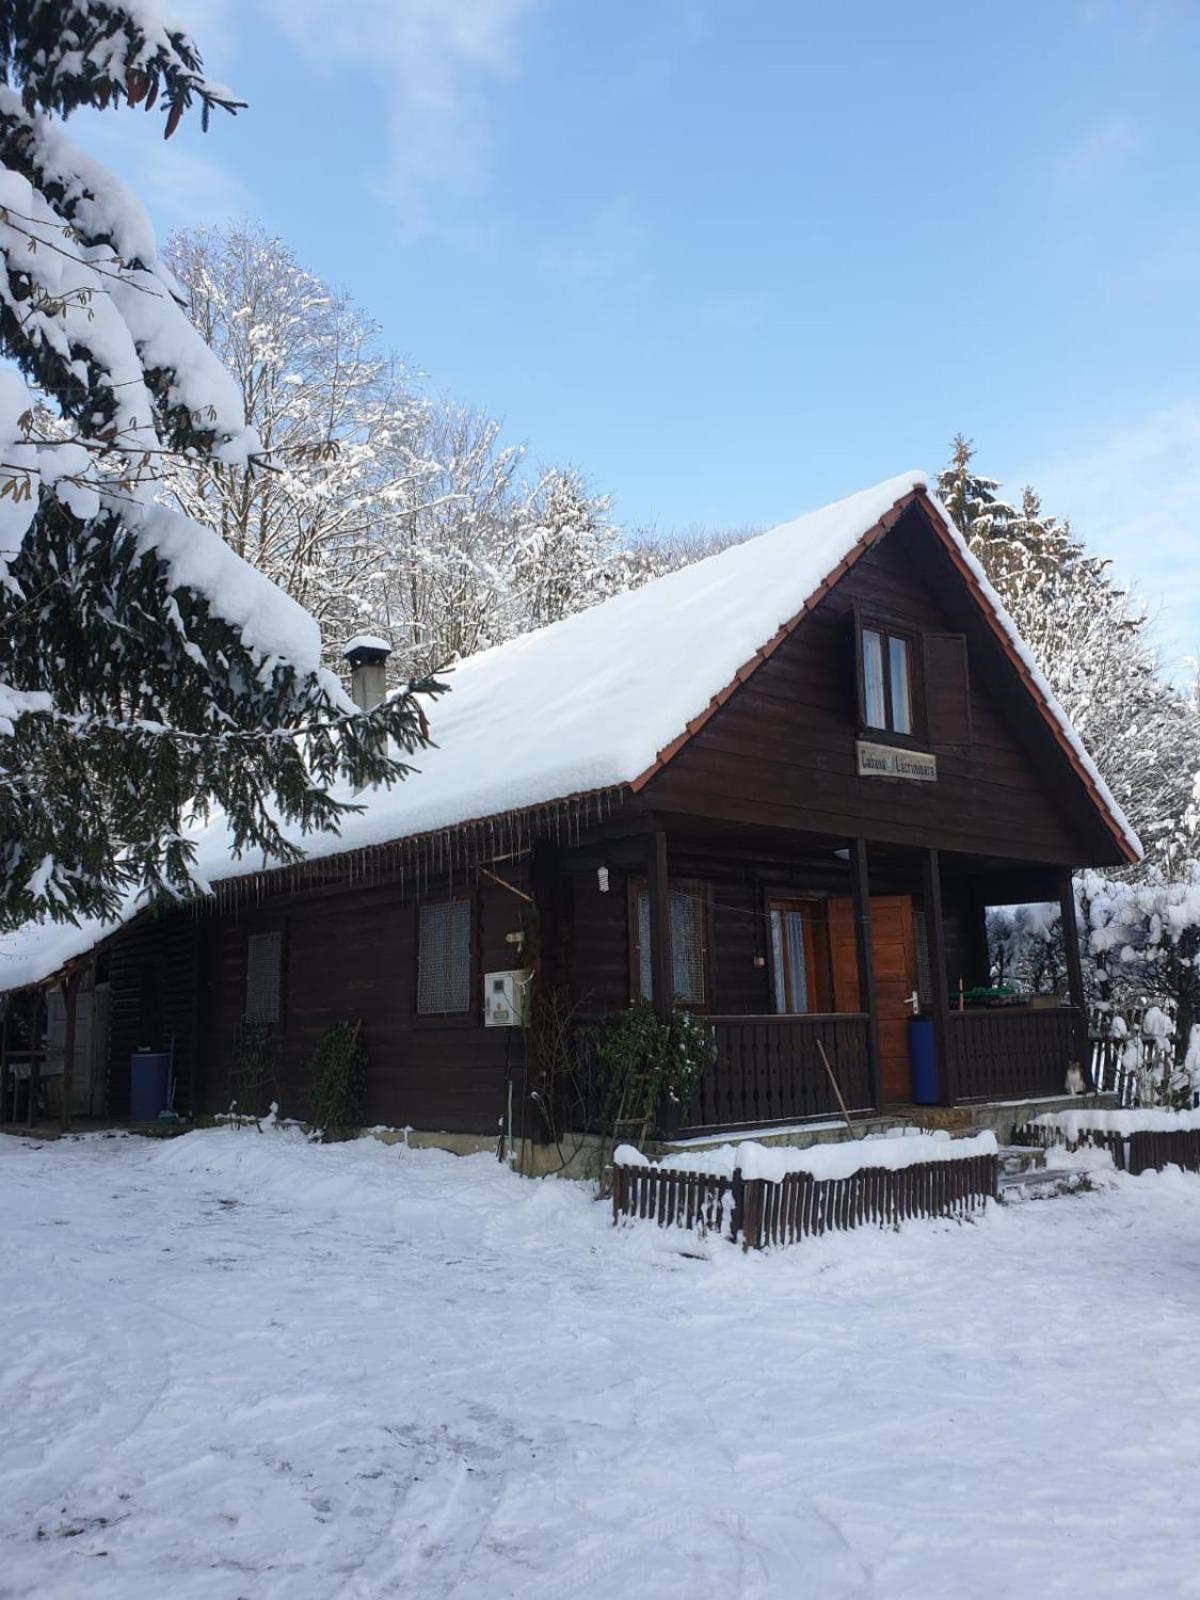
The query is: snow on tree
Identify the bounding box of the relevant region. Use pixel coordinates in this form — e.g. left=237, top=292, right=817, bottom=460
left=938, top=436, right=1200, bottom=870
left=511, top=466, right=621, bottom=630
left=369, top=402, right=526, bottom=675
left=1078, top=863, right=1200, bottom=1106
left=160, top=224, right=435, bottom=659
left=0, top=2, right=439, bottom=928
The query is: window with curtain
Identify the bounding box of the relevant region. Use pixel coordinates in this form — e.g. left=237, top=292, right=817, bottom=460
left=417, top=899, right=472, bottom=1015
left=860, top=622, right=915, bottom=736
left=770, top=904, right=810, bottom=1013
left=635, top=887, right=707, bottom=1006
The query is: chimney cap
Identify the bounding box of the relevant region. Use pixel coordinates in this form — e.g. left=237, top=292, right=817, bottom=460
left=342, top=633, right=392, bottom=666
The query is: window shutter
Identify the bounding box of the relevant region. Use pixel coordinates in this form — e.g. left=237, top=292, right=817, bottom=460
left=417, top=900, right=472, bottom=1015
left=245, top=931, right=282, bottom=1026
left=923, top=633, right=972, bottom=745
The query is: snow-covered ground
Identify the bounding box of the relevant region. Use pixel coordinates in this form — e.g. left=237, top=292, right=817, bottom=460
left=3, top=1130, right=1200, bottom=1599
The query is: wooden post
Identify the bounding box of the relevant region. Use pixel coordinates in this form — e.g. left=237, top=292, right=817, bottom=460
left=922, top=849, right=954, bottom=1103
left=59, top=969, right=82, bottom=1133
left=26, top=987, right=43, bottom=1129
left=1058, top=868, right=1090, bottom=1088
left=646, top=827, right=681, bottom=1139
left=848, top=838, right=881, bottom=1111
left=0, top=995, right=9, bottom=1124
left=647, top=827, right=672, bottom=1021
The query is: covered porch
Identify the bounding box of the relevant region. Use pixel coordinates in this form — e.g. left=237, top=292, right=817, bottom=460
left=617, top=821, right=1089, bottom=1138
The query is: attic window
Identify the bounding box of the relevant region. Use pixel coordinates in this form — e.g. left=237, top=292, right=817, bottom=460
left=245, top=931, right=282, bottom=1027
left=860, top=622, right=914, bottom=737
left=417, top=899, right=472, bottom=1015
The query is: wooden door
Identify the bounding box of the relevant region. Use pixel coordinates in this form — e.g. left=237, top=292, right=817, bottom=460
left=828, top=895, right=918, bottom=1104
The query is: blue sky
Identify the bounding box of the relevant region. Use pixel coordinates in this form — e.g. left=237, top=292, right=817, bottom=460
left=86, top=0, right=1200, bottom=663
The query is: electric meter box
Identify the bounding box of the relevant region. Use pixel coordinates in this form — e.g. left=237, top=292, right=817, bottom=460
left=483, top=969, right=532, bottom=1027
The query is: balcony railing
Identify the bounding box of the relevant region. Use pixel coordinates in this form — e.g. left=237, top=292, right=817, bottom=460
left=944, top=1006, right=1079, bottom=1103
left=677, top=1013, right=873, bottom=1134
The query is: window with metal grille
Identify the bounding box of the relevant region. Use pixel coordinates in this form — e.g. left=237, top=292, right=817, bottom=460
left=245, top=930, right=282, bottom=1026
left=417, top=899, right=472, bottom=1015
left=636, top=888, right=707, bottom=1006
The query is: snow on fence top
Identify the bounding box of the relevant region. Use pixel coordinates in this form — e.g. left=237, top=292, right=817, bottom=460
left=0, top=470, right=1139, bottom=990
left=1034, top=1108, right=1200, bottom=1137
left=614, top=1129, right=999, bottom=1183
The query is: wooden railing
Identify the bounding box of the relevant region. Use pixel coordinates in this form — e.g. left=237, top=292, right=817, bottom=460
left=945, top=1006, right=1078, bottom=1103
left=1014, top=1120, right=1200, bottom=1176
left=677, top=1013, right=873, bottom=1134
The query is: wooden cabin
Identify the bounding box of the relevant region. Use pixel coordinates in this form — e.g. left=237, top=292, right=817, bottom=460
left=0, top=473, right=1139, bottom=1146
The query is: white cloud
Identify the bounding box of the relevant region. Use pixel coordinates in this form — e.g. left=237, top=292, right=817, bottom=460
left=264, top=0, right=539, bottom=217
left=1058, top=114, right=1141, bottom=186
left=1029, top=402, right=1200, bottom=670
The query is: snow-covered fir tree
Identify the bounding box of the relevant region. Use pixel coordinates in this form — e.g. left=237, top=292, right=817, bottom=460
left=0, top=1, right=439, bottom=927
left=511, top=467, right=621, bottom=630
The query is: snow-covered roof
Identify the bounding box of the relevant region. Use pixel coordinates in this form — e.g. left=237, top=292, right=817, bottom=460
left=0, top=470, right=1140, bottom=992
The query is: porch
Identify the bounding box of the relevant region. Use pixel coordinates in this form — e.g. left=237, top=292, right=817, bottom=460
left=673, top=1005, right=1083, bottom=1137
left=602, top=820, right=1090, bottom=1140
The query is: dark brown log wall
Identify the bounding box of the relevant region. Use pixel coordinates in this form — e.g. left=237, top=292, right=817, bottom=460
left=641, top=506, right=1117, bottom=866
left=105, top=913, right=199, bottom=1117
left=190, top=867, right=532, bottom=1134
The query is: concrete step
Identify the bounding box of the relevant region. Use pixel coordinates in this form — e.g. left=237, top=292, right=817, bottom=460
left=997, top=1144, right=1048, bottom=1177
left=998, top=1164, right=1089, bottom=1202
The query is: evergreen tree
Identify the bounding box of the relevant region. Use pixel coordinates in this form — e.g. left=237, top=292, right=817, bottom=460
left=0, top=2, right=440, bottom=928
left=512, top=467, right=621, bottom=630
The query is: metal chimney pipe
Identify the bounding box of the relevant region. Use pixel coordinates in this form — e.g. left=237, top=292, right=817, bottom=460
left=342, top=635, right=391, bottom=711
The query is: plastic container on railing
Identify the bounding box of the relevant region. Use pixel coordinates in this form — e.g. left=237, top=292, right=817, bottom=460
left=908, top=1018, right=939, bottom=1105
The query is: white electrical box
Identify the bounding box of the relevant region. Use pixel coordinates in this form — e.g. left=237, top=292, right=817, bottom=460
left=483, top=969, right=532, bottom=1027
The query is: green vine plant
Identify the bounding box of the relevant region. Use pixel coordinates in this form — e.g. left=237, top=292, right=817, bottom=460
left=588, top=998, right=715, bottom=1179
left=306, top=1020, right=367, bottom=1142
left=227, top=1025, right=281, bottom=1128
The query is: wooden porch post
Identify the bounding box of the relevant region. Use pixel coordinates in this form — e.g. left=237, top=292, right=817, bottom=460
left=848, top=838, right=881, bottom=1111
left=1058, top=868, right=1090, bottom=1086
left=26, top=987, right=43, bottom=1128
left=647, top=827, right=673, bottom=1021
left=0, top=994, right=9, bottom=1124
left=59, top=969, right=82, bottom=1134
left=647, top=826, right=679, bottom=1138
left=922, top=850, right=954, bottom=1103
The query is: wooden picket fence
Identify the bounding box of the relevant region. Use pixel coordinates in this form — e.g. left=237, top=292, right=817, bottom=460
left=1013, top=1121, right=1200, bottom=1177
left=611, top=1151, right=998, bottom=1251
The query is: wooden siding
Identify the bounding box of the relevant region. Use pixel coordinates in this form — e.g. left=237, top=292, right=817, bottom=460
left=641, top=505, right=1117, bottom=866
left=192, top=868, right=531, bottom=1135
left=105, top=913, right=199, bottom=1117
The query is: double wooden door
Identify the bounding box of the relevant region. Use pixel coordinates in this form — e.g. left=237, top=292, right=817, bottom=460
left=828, top=894, right=918, bottom=1105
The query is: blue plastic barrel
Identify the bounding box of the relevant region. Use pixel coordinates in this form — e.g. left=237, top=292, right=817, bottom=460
left=908, top=1018, right=940, bottom=1105
left=130, top=1051, right=172, bottom=1122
